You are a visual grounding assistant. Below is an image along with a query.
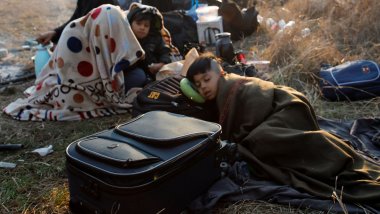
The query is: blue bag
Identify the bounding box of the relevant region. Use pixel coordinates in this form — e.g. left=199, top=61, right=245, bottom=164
left=319, top=60, right=380, bottom=101
left=186, top=0, right=203, bottom=21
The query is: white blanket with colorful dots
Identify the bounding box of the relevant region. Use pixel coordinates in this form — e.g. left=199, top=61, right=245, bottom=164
left=3, top=5, right=144, bottom=121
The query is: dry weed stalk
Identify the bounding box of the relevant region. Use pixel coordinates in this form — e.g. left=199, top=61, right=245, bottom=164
left=331, top=176, right=348, bottom=214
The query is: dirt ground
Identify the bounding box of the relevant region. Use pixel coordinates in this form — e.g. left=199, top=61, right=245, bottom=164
left=0, top=0, right=74, bottom=46
left=0, top=0, right=76, bottom=83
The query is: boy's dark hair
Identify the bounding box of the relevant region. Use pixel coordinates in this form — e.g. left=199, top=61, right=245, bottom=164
left=186, top=53, right=222, bottom=83
left=130, top=11, right=153, bottom=24
left=128, top=7, right=163, bottom=37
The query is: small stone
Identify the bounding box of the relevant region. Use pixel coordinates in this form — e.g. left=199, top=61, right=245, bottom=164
left=0, top=48, right=8, bottom=59
left=0, top=85, right=17, bottom=95
left=0, top=161, right=17, bottom=169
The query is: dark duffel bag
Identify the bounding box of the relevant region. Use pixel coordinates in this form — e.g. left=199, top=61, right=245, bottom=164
left=66, top=111, right=228, bottom=214
left=162, top=10, right=199, bottom=55
left=141, top=0, right=174, bottom=12
left=319, top=60, right=380, bottom=101
left=132, top=76, right=218, bottom=122
left=219, top=0, right=259, bottom=41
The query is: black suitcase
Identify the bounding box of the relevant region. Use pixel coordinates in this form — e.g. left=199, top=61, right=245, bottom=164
left=66, top=111, right=226, bottom=214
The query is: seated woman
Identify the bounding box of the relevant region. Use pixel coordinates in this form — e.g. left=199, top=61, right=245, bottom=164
left=186, top=54, right=380, bottom=209
left=36, top=0, right=120, bottom=46
left=3, top=3, right=176, bottom=121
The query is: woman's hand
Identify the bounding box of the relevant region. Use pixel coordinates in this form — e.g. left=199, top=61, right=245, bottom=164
left=36, top=31, right=56, bottom=46
left=148, top=63, right=164, bottom=74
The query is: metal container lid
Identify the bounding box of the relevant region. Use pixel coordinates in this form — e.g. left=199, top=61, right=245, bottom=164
left=215, top=32, right=231, bottom=39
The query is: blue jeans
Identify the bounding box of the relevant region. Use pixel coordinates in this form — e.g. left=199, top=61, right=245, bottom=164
left=124, top=67, right=147, bottom=93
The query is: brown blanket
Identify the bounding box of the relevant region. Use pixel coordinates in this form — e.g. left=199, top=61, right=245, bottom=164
left=216, top=74, right=380, bottom=207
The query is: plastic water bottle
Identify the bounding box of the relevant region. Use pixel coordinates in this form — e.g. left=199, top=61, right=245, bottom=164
left=301, top=28, right=311, bottom=38
left=34, top=45, right=51, bottom=78
left=284, top=20, right=296, bottom=29
left=0, top=48, right=8, bottom=59
left=278, top=19, right=286, bottom=29
left=257, top=15, right=263, bottom=24
left=266, top=18, right=276, bottom=29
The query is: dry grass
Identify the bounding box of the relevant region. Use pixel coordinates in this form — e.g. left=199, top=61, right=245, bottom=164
left=260, top=0, right=380, bottom=69
left=214, top=200, right=326, bottom=214
left=1, top=0, right=380, bottom=213
left=253, top=0, right=380, bottom=119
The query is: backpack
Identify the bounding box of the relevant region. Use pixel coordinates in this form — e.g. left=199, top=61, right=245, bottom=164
left=141, top=0, right=174, bottom=12
left=132, top=76, right=217, bottom=121
left=219, top=0, right=259, bottom=40
left=172, top=0, right=222, bottom=10
left=172, top=0, right=193, bottom=10
left=319, top=60, right=380, bottom=101
left=162, top=10, right=199, bottom=55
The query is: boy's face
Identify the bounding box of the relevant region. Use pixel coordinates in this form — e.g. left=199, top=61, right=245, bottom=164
left=193, top=70, right=221, bottom=100
left=131, top=19, right=150, bottom=40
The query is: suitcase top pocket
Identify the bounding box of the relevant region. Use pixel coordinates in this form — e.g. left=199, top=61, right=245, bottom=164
left=115, top=111, right=221, bottom=145
left=76, top=137, right=160, bottom=168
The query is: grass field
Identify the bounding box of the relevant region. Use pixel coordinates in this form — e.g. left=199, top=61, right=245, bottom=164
left=1, top=0, right=380, bottom=213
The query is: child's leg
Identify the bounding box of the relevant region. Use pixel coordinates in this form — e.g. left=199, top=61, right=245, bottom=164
left=124, top=68, right=147, bottom=93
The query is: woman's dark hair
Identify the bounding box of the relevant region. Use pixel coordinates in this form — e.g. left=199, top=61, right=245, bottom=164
left=186, top=53, right=222, bottom=83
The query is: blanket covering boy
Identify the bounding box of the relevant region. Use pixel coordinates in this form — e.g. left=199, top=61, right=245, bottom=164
left=4, top=4, right=150, bottom=121
left=217, top=74, right=380, bottom=208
